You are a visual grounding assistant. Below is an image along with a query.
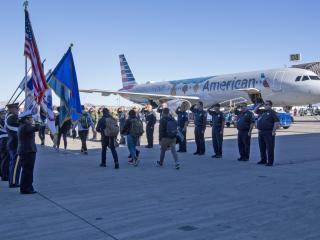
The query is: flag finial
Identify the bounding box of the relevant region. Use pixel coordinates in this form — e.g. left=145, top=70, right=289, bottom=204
left=23, top=0, right=29, bottom=10
left=70, top=43, right=74, bottom=49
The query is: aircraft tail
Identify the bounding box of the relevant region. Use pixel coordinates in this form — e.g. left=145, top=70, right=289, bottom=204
left=119, top=54, right=137, bottom=89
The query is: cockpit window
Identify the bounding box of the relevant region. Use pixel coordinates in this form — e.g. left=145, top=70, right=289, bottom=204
left=309, top=75, right=320, bottom=80
left=295, top=76, right=301, bottom=81
left=302, top=76, right=310, bottom=81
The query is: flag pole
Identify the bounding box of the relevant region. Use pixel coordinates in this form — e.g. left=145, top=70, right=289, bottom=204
left=23, top=0, right=29, bottom=110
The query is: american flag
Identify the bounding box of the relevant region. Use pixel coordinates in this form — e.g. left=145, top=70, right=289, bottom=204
left=24, top=9, right=47, bottom=103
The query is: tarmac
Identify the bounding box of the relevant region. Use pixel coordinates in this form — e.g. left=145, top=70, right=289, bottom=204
left=1, top=120, right=320, bottom=240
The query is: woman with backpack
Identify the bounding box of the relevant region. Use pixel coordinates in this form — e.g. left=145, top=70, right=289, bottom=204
left=76, top=106, right=95, bottom=155
left=121, top=109, right=144, bottom=166
left=96, top=108, right=119, bottom=169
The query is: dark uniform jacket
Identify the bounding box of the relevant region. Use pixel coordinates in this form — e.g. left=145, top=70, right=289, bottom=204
left=17, top=123, right=39, bottom=154
left=190, top=105, right=207, bottom=130
left=0, top=118, right=8, bottom=139
left=256, top=109, right=279, bottom=131
left=236, top=110, right=255, bottom=131
left=208, top=110, right=224, bottom=128
left=145, top=111, right=157, bottom=127
left=176, top=109, right=189, bottom=129
left=5, top=113, right=19, bottom=150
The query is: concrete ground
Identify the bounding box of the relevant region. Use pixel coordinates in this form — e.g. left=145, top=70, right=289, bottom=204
left=0, top=121, right=320, bottom=240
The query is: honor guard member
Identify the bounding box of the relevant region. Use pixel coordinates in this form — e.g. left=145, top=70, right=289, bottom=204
left=235, top=103, right=255, bottom=161
left=5, top=103, right=21, bottom=188
left=176, top=103, right=189, bottom=152
left=0, top=108, right=9, bottom=181
left=145, top=105, right=157, bottom=148
left=190, top=101, right=207, bottom=155
left=208, top=103, right=225, bottom=158
left=254, top=100, right=280, bottom=166
left=18, top=111, right=39, bottom=194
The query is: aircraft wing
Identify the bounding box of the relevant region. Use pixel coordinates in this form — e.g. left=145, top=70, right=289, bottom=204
left=80, top=89, right=200, bottom=103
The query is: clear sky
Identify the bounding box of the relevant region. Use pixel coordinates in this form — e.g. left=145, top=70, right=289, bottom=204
left=1, top=0, right=320, bottom=106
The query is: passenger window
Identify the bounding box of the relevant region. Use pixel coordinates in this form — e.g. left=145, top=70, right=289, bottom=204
left=302, top=76, right=310, bottom=81
left=295, top=76, right=301, bottom=81
left=309, top=75, right=320, bottom=80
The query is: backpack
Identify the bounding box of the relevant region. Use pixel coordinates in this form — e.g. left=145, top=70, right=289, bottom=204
left=166, top=118, right=178, bottom=138
left=104, top=117, right=120, bottom=137
left=79, top=113, right=91, bottom=129
left=129, top=118, right=144, bottom=137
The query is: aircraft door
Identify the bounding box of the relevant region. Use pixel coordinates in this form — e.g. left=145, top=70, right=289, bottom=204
left=273, top=71, right=285, bottom=91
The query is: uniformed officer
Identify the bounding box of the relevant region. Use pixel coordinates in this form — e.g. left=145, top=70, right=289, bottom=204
left=0, top=108, right=9, bottom=181
left=18, top=111, right=39, bottom=194
left=254, top=100, right=280, bottom=166
left=190, top=101, right=207, bottom=155
left=176, top=103, right=189, bottom=152
left=208, top=103, right=225, bottom=158
left=235, top=103, right=255, bottom=161
left=5, top=103, right=21, bottom=188
left=145, top=105, right=157, bottom=148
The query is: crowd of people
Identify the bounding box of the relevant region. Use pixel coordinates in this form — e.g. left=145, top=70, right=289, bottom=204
left=0, top=99, right=280, bottom=195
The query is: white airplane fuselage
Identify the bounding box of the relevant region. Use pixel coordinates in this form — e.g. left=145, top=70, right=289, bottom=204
left=121, top=68, right=320, bottom=108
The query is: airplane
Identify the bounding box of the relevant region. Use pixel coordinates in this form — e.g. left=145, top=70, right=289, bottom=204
left=80, top=54, right=320, bottom=110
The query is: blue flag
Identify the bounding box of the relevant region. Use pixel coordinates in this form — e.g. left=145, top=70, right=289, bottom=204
left=48, top=47, right=82, bottom=126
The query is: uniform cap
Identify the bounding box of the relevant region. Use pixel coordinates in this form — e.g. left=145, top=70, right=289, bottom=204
left=6, top=102, right=19, bottom=109
left=19, top=110, right=33, bottom=119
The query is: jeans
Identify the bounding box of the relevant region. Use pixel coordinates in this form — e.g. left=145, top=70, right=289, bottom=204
left=127, top=134, right=138, bottom=160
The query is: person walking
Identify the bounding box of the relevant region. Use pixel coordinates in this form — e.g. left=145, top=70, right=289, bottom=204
left=89, top=107, right=98, bottom=140
left=157, top=108, right=180, bottom=169
left=121, top=109, right=144, bottom=166
left=96, top=108, right=119, bottom=169
left=77, top=106, right=95, bottom=154
left=55, top=107, right=72, bottom=151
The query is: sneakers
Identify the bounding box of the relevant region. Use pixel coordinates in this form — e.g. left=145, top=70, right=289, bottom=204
left=128, top=159, right=134, bottom=164
left=134, top=157, right=140, bottom=167
left=156, top=161, right=163, bottom=167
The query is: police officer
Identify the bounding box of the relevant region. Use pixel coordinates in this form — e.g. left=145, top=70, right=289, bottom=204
left=0, top=108, right=9, bottom=181
left=176, top=103, right=189, bottom=152
left=18, top=111, right=39, bottom=194
left=254, top=100, right=280, bottom=166
left=190, top=101, right=207, bottom=155
left=235, top=103, right=255, bottom=161
left=145, top=105, right=157, bottom=148
left=5, top=103, right=21, bottom=188
left=208, top=103, right=225, bottom=158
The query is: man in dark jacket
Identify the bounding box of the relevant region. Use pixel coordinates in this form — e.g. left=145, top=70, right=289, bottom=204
left=145, top=105, right=157, bottom=148
left=158, top=108, right=179, bottom=169
left=17, top=111, right=39, bottom=194
left=208, top=103, right=225, bottom=158
left=96, top=108, right=119, bottom=169
left=5, top=103, right=20, bottom=188
left=176, top=103, right=189, bottom=152
left=190, top=101, right=207, bottom=155
left=254, top=100, right=280, bottom=166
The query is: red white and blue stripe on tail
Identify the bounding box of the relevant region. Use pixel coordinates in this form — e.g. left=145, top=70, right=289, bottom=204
left=119, top=54, right=137, bottom=90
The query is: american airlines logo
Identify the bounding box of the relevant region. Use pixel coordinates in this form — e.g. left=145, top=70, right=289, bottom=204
left=203, top=78, right=257, bottom=92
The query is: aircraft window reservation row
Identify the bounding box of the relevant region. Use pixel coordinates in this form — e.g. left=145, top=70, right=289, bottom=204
left=295, top=75, right=320, bottom=82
